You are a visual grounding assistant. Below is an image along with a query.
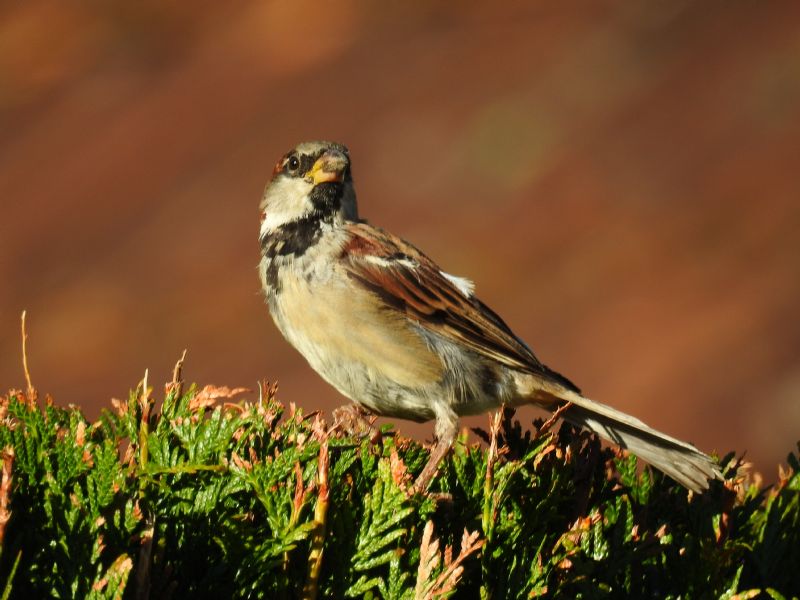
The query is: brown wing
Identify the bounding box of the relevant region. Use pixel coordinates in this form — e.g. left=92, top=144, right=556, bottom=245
left=341, top=222, right=580, bottom=392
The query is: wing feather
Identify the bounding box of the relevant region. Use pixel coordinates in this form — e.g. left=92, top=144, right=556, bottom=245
left=342, top=222, right=579, bottom=392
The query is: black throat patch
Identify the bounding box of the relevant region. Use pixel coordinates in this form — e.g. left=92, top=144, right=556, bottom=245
left=261, top=181, right=344, bottom=257
left=309, top=181, right=343, bottom=214
left=260, top=213, right=336, bottom=294
left=260, top=180, right=344, bottom=293
left=262, top=214, right=327, bottom=260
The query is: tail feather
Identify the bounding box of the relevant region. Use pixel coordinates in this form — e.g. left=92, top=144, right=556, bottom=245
left=554, top=389, right=723, bottom=493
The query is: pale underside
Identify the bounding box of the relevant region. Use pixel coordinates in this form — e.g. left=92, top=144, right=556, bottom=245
left=268, top=262, right=453, bottom=421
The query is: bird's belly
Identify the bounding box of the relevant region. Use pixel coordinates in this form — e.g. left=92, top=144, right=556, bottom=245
left=267, top=269, right=445, bottom=421
left=280, top=325, right=440, bottom=422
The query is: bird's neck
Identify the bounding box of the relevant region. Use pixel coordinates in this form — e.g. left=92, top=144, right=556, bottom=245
left=261, top=210, right=340, bottom=259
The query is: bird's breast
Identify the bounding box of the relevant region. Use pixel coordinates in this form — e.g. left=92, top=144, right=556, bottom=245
left=265, top=259, right=444, bottom=395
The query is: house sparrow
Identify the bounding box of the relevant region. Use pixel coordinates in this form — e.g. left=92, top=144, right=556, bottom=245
left=258, top=140, right=722, bottom=493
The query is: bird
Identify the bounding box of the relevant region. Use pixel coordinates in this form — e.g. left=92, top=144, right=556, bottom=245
left=257, top=140, right=723, bottom=493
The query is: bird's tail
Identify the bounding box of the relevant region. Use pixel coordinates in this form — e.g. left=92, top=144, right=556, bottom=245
left=530, top=385, right=723, bottom=492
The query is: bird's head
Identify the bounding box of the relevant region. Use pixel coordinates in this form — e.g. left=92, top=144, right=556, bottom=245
left=259, top=141, right=357, bottom=236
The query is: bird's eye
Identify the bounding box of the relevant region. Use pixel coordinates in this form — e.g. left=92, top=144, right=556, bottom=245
left=286, top=155, right=301, bottom=172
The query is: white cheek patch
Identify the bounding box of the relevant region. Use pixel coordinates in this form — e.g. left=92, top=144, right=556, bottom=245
left=441, top=271, right=475, bottom=297
left=260, top=177, right=314, bottom=234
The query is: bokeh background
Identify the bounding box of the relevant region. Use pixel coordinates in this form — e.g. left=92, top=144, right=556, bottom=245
left=2, top=1, right=799, bottom=478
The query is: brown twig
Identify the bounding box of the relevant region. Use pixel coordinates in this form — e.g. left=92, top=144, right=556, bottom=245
left=481, top=409, right=504, bottom=544
left=415, top=521, right=483, bottom=599
left=535, top=402, right=573, bottom=440
left=303, top=420, right=330, bottom=600
left=0, top=446, right=15, bottom=546
left=133, top=514, right=155, bottom=600
left=134, top=369, right=155, bottom=599
left=188, top=385, right=250, bottom=413
left=165, top=349, right=187, bottom=398
left=429, top=528, right=483, bottom=597
left=138, top=370, right=151, bottom=468
left=20, top=311, right=36, bottom=404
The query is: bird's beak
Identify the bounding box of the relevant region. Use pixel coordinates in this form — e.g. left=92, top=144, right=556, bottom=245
left=308, top=149, right=348, bottom=185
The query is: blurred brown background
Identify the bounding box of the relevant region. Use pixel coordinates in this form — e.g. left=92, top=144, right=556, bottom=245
left=2, top=1, right=799, bottom=477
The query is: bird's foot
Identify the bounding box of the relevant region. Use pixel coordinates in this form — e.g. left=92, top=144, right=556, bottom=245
left=332, top=403, right=381, bottom=443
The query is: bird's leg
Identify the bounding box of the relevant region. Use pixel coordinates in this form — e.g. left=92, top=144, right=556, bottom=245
left=414, top=408, right=459, bottom=493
